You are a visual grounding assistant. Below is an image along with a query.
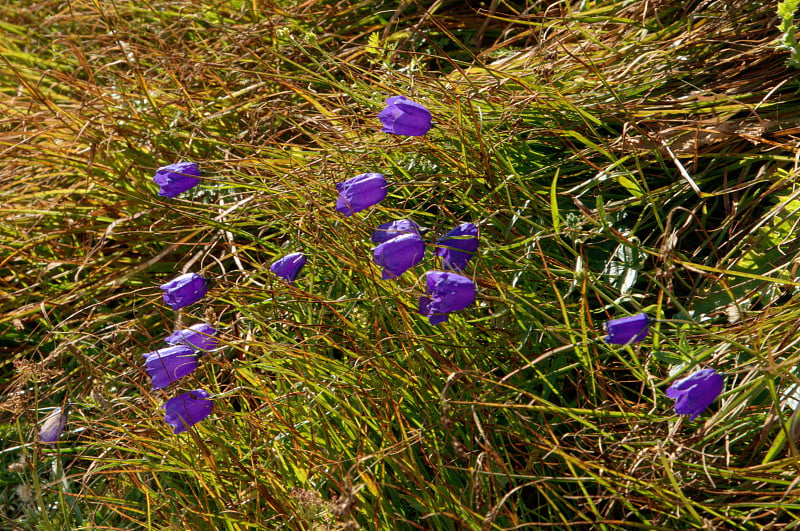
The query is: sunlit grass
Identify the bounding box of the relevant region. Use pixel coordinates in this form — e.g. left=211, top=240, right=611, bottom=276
left=3, top=0, right=800, bottom=529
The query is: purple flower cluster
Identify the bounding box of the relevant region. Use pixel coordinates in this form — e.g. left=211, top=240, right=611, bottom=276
left=146, top=160, right=228, bottom=432
left=145, top=153, right=217, bottom=431
left=260, top=98, right=475, bottom=323
left=602, top=314, right=724, bottom=422
left=36, top=161, right=218, bottom=442
left=330, top=96, right=431, bottom=219
left=323, top=97, right=478, bottom=324
left=141, top=321, right=218, bottom=432
left=147, top=157, right=311, bottom=432
left=366, top=218, right=479, bottom=324
left=40, top=93, right=730, bottom=445
left=368, top=220, right=481, bottom=282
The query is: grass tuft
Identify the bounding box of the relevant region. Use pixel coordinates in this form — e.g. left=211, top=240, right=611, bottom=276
left=3, top=0, right=800, bottom=529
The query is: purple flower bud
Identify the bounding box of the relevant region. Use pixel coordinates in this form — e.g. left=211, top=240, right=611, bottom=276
left=160, top=273, right=207, bottom=310
left=38, top=407, right=68, bottom=444
left=666, top=368, right=723, bottom=421
left=418, top=271, right=476, bottom=325
left=335, top=173, right=387, bottom=216
left=603, top=313, right=649, bottom=344
left=153, top=162, right=201, bottom=198
left=162, top=389, right=214, bottom=434
left=378, top=96, right=432, bottom=137
left=436, top=223, right=478, bottom=271
left=165, top=323, right=217, bottom=351
left=270, top=252, right=307, bottom=283
left=142, top=345, right=199, bottom=390
left=373, top=233, right=425, bottom=280
left=371, top=219, right=421, bottom=244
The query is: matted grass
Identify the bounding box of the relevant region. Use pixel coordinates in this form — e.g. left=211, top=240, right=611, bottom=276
left=3, top=0, right=800, bottom=529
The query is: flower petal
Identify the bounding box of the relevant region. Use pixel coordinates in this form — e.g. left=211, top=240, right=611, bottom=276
left=373, top=233, right=425, bottom=279
left=143, top=345, right=198, bottom=389
left=335, top=173, right=387, bottom=216
left=165, top=323, right=218, bottom=351
left=371, top=219, right=421, bottom=244
left=38, top=407, right=68, bottom=444
left=603, top=313, right=649, bottom=344
left=270, top=252, right=307, bottom=283
left=665, top=368, right=723, bottom=421
left=379, top=96, right=432, bottom=137
left=436, top=222, right=478, bottom=270
left=160, top=273, right=207, bottom=310
left=162, top=389, right=213, bottom=434
left=153, top=162, right=201, bottom=198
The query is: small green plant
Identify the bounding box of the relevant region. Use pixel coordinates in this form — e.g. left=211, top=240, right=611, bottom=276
left=778, top=0, right=800, bottom=68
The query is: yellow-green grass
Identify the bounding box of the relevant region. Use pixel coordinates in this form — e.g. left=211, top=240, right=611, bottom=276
left=3, top=0, right=800, bottom=529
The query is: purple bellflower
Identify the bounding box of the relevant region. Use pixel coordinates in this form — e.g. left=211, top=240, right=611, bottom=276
left=160, top=273, right=207, bottom=310
left=371, top=219, right=421, bottom=244
left=666, top=368, right=724, bottom=421
left=379, top=96, right=432, bottom=137
left=165, top=323, right=217, bottom=351
left=163, top=389, right=214, bottom=434
left=335, top=173, right=387, bottom=216
left=418, top=271, right=476, bottom=325
left=373, top=233, right=425, bottom=279
left=143, top=345, right=199, bottom=390
left=153, top=161, right=201, bottom=198
left=38, top=407, right=68, bottom=444
left=270, top=252, right=307, bottom=283
left=603, top=313, right=650, bottom=344
left=436, top=223, right=478, bottom=271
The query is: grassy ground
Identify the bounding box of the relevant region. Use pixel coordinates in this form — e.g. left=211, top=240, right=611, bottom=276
left=2, top=0, right=800, bottom=529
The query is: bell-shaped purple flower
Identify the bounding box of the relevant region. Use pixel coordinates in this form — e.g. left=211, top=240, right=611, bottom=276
left=371, top=219, right=421, bottom=244
left=166, top=323, right=217, bottom=351
left=143, top=345, right=199, bottom=390
left=436, top=223, right=478, bottom=271
left=38, top=407, right=68, bottom=444
left=603, top=313, right=649, bottom=344
left=163, top=389, right=214, bottom=434
left=373, top=233, right=425, bottom=280
left=335, top=173, right=387, bottom=216
left=160, top=273, right=207, bottom=310
left=270, top=252, right=306, bottom=283
left=666, top=368, right=723, bottom=421
left=418, top=271, right=476, bottom=325
left=153, top=162, right=201, bottom=198
left=379, top=96, right=432, bottom=137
